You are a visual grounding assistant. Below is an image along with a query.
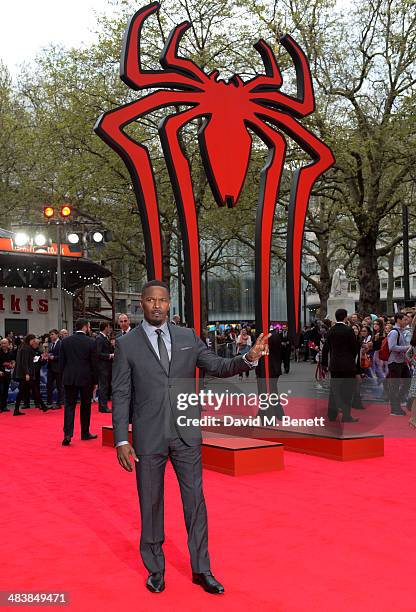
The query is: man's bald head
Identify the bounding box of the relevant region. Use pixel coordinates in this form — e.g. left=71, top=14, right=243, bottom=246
left=118, top=313, right=130, bottom=333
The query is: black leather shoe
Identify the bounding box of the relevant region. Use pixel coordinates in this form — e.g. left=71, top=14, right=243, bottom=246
left=192, top=571, right=224, bottom=594
left=62, top=437, right=71, bottom=446
left=81, top=433, right=98, bottom=440
left=13, top=410, right=25, bottom=416
left=146, top=572, right=165, bottom=593
left=39, top=405, right=50, bottom=412
left=99, top=408, right=112, bottom=413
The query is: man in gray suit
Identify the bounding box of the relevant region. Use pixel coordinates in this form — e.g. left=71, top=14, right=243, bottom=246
left=112, top=280, right=270, bottom=594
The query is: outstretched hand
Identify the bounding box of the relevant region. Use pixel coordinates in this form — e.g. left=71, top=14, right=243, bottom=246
left=246, top=333, right=271, bottom=362
left=117, top=443, right=139, bottom=472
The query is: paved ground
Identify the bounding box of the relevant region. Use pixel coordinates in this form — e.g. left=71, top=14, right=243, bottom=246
left=205, top=359, right=323, bottom=398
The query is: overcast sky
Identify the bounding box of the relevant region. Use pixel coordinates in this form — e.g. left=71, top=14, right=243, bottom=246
left=0, top=0, right=113, bottom=75
left=0, top=0, right=351, bottom=76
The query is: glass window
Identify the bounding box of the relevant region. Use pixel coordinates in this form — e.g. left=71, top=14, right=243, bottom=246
left=207, top=278, right=242, bottom=315
left=88, top=297, right=100, bottom=310
left=115, top=299, right=127, bottom=313
left=130, top=299, right=140, bottom=314
left=115, top=278, right=126, bottom=292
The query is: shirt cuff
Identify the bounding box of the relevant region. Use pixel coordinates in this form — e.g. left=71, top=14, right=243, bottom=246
left=242, top=353, right=258, bottom=368
left=116, top=440, right=129, bottom=447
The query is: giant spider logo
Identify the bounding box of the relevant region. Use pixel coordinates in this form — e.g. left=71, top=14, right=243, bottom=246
left=95, top=1, right=334, bottom=362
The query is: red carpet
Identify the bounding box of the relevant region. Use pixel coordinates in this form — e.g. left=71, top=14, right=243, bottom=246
left=1, top=405, right=415, bottom=611
left=205, top=395, right=416, bottom=438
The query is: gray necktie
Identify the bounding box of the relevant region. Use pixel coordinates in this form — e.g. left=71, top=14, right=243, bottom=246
left=155, top=329, right=176, bottom=437
left=155, top=329, right=169, bottom=373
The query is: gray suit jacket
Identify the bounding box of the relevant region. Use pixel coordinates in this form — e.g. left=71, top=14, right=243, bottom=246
left=111, top=321, right=251, bottom=454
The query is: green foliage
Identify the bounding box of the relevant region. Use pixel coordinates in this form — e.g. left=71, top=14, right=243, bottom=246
left=0, top=0, right=414, bottom=314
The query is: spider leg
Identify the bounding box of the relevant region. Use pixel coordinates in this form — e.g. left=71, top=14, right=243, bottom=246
left=248, top=35, right=314, bottom=118
left=255, top=109, right=335, bottom=340
left=94, top=90, right=201, bottom=280
left=120, top=2, right=203, bottom=91
left=160, top=21, right=208, bottom=84
left=280, top=34, right=314, bottom=115
left=246, top=39, right=283, bottom=91
left=247, top=117, right=287, bottom=391
left=158, top=106, right=205, bottom=338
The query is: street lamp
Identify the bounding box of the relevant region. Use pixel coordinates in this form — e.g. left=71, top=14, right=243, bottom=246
left=14, top=232, right=29, bottom=247
left=67, top=232, right=80, bottom=244
left=34, top=233, right=47, bottom=247
left=11, top=211, right=112, bottom=330
left=92, top=231, right=104, bottom=243
left=43, top=206, right=54, bottom=219
left=60, top=205, right=72, bottom=218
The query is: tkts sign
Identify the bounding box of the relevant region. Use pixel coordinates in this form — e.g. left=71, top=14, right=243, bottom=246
left=94, top=2, right=334, bottom=379
left=0, top=293, right=49, bottom=313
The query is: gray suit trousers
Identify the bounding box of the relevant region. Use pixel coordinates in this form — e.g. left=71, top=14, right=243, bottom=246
left=135, top=436, right=210, bottom=574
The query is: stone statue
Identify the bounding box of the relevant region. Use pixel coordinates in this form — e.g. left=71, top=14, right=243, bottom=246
left=330, top=265, right=348, bottom=297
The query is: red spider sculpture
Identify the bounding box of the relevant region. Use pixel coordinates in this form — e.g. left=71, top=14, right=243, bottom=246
left=95, top=2, right=334, bottom=365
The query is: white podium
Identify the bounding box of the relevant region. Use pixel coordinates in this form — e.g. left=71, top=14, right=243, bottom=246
left=326, top=296, right=356, bottom=321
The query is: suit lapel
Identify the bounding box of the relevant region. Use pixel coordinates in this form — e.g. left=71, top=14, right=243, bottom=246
left=167, top=322, right=177, bottom=375
left=138, top=323, right=168, bottom=376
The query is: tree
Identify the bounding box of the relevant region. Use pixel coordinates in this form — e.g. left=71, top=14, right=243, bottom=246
left=0, top=62, right=31, bottom=226
left=2, top=0, right=415, bottom=322
left=240, top=0, right=416, bottom=314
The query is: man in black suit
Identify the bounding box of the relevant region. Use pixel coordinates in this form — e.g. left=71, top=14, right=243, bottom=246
left=60, top=319, right=98, bottom=445
left=112, top=280, right=270, bottom=595
left=0, top=338, right=15, bottom=412
left=115, top=314, right=133, bottom=421
left=256, top=328, right=284, bottom=420
left=46, top=329, right=63, bottom=410
left=321, top=308, right=359, bottom=422
left=95, top=322, right=114, bottom=413
left=279, top=324, right=291, bottom=374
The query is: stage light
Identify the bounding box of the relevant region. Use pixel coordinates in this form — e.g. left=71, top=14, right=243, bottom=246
left=60, top=205, right=72, bottom=218
left=67, top=233, right=80, bottom=244
left=34, top=233, right=47, bottom=246
left=92, top=231, right=104, bottom=243
left=14, top=232, right=29, bottom=247
left=43, top=206, right=54, bottom=219
left=85, top=229, right=112, bottom=245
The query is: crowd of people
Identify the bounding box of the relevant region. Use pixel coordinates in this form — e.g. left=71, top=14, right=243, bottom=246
left=1, top=307, right=416, bottom=431
left=319, top=309, right=416, bottom=426
left=0, top=312, right=186, bottom=442
left=0, top=329, right=68, bottom=415
left=214, top=322, right=292, bottom=376
left=0, top=314, right=135, bottom=419
left=207, top=309, right=416, bottom=426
